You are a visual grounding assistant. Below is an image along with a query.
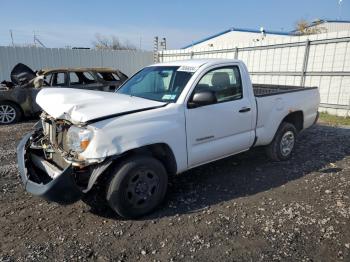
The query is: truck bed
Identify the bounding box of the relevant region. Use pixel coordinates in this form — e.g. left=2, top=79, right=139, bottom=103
left=253, top=84, right=317, bottom=97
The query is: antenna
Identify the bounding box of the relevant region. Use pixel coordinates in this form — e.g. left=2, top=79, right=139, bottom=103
left=9, top=30, right=14, bottom=46
left=338, top=0, right=343, bottom=20
left=260, top=27, right=266, bottom=40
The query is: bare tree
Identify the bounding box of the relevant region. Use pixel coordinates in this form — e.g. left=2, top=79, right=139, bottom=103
left=294, top=19, right=327, bottom=36
left=92, top=34, right=137, bottom=50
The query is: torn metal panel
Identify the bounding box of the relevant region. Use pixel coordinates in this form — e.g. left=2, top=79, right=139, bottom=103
left=11, top=63, right=36, bottom=87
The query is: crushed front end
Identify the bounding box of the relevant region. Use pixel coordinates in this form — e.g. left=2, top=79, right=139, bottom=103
left=16, top=113, right=110, bottom=204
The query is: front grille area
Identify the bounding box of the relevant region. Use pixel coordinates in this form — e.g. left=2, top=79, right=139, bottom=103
left=42, top=118, right=70, bottom=151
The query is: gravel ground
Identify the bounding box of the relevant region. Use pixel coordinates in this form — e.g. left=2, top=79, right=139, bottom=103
left=0, top=121, right=349, bottom=261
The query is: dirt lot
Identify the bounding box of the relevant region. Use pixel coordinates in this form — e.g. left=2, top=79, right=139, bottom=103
left=0, top=121, right=349, bottom=261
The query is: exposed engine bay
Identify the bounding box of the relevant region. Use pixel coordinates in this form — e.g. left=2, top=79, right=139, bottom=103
left=32, top=112, right=87, bottom=168
left=24, top=113, right=112, bottom=194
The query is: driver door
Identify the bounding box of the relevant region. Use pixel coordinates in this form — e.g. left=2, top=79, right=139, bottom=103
left=185, top=65, right=255, bottom=167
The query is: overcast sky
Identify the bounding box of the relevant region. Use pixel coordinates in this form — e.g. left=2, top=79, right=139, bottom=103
left=0, top=0, right=349, bottom=50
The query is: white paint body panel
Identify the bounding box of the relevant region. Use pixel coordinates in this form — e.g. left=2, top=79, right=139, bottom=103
left=183, top=62, right=256, bottom=167
left=36, top=88, right=165, bottom=124
left=83, top=103, right=189, bottom=173
left=185, top=100, right=254, bottom=167
left=36, top=59, right=320, bottom=174
left=254, top=90, right=320, bottom=146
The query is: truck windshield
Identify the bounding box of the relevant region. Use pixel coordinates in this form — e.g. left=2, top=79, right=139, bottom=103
left=116, top=66, right=193, bottom=102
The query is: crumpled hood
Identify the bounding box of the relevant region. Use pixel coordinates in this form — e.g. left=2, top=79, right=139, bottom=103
left=36, top=88, right=166, bottom=124
left=11, top=63, right=36, bottom=86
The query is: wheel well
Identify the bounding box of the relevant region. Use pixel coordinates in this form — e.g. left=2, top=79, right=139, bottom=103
left=283, top=111, right=303, bottom=132
left=89, top=143, right=178, bottom=192
left=123, top=143, right=177, bottom=176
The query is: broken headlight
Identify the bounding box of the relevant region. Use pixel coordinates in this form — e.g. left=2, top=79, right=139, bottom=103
left=66, top=126, right=93, bottom=153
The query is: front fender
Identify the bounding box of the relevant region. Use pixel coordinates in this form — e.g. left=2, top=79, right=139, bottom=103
left=81, top=105, right=188, bottom=173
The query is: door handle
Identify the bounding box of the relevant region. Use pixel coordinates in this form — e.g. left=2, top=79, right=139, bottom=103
left=239, top=107, right=251, bottom=113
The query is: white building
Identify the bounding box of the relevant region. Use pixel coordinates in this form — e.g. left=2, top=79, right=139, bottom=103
left=183, top=27, right=291, bottom=50
left=305, top=19, right=350, bottom=33
left=183, top=20, right=350, bottom=50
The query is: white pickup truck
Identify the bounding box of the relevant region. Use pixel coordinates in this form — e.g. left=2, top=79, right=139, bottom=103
left=17, top=59, right=320, bottom=218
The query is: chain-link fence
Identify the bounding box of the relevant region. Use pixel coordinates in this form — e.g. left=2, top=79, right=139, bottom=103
left=159, top=31, right=350, bottom=116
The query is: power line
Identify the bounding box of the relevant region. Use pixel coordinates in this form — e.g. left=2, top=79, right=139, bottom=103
left=33, top=31, right=46, bottom=48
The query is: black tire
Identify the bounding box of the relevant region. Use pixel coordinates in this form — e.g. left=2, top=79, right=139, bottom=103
left=0, top=101, right=22, bottom=125
left=266, top=122, right=297, bottom=161
left=82, top=184, right=110, bottom=211
left=106, top=155, right=168, bottom=218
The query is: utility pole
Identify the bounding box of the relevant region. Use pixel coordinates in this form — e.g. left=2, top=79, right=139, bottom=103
left=160, top=37, right=167, bottom=50
left=154, top=37, right=167, bottom=62
left=153, top=36, right=159, bottom=63
left=9, top=30, right=14, bottom=46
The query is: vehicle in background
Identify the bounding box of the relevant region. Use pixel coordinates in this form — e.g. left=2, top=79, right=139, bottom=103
left=0, top=63, right=128, bottom=124
left=17, top=59, right=320, bottom=218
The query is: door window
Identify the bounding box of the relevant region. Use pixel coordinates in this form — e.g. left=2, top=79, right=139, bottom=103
left=83, top=72, right=97, bottom=83
left=52, top=72, right=66, bottom=86
left=69, top=72, right=81, bottom=85
left=43, top=73, right=53, bottom=86
left=97, top=72, right=120, bottom=81
left=192, top=66, right=243, bottom=104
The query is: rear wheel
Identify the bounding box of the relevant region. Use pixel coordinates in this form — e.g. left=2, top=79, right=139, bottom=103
left=266, top=122, right=297, bottom=161
left=106, top=155, right=168, bottom=218
left=0, top=102, right=22, bottom=125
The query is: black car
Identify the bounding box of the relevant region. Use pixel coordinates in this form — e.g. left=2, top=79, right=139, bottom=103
left=0, top=63, right=128, bottom=124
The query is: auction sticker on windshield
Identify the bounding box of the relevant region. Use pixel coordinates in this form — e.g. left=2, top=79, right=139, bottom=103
left=177, top=66, right=198, bottom=72
left=162, top=94, right=177, bottom=100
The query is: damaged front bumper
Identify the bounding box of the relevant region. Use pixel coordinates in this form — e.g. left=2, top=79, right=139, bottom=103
left=17, top=132, right=83, bottom=204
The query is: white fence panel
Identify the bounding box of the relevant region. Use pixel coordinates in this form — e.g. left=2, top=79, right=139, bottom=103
left=0, top=46, right=153, bottom=81
left=159, top=31, right=350, bottom=116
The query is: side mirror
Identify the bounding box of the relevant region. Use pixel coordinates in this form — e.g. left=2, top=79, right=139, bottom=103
left=188, top=91, right=217, bottom=108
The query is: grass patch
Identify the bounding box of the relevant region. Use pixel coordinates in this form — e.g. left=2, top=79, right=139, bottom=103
left=319, top=112, right=350, bottom=126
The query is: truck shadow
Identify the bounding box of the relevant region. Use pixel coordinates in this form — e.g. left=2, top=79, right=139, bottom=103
left=89, top=124, right=350, bottom=220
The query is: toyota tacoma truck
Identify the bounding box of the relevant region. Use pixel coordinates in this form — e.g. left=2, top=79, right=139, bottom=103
left=17, top=59, right=320, bottom=218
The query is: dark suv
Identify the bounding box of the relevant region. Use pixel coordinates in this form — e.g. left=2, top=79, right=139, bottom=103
left=0, top=63, right=128, bottom=124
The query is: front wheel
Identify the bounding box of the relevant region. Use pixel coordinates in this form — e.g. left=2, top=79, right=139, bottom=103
left=106, top=155, right=168, bottom=218
left=0, top=102, right=22, bottom=125
left=266, top=122, right=297, bottom=161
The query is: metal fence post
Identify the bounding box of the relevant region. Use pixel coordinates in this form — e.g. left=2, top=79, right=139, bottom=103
left=300, top=40, right=310, bottom=87
left=160, top=50, right=163, bottom=63
left=234, top=47, right=239, bottom=59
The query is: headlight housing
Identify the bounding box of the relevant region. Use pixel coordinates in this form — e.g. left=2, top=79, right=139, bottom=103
left=66, top=126, right=93, bottom=153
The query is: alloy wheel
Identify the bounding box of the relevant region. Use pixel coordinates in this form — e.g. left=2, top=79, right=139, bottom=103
left=0, top=105, right=16, bottom=124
